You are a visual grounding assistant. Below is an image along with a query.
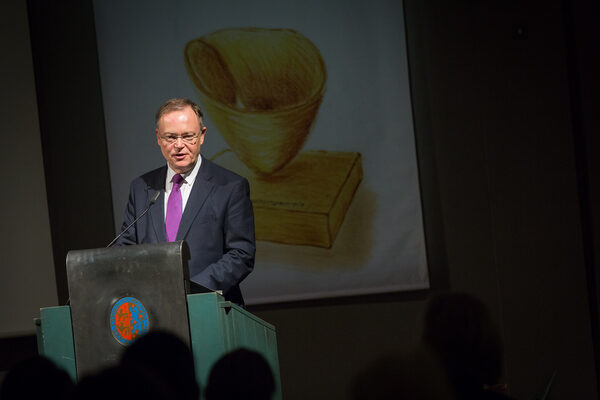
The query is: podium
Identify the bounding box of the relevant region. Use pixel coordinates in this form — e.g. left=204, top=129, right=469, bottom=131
left=35, top=242, right=281, bottom=399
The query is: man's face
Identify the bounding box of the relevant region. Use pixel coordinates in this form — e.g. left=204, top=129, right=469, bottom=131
left=156, top=106, right=206, bottom=174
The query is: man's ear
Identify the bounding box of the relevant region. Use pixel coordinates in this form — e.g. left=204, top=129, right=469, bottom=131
left=199, top=126, right=207, bottom=145
left=156, top=128, right=161, bottom=145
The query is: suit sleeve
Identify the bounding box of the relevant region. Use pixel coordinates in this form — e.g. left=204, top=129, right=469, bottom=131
left=191, top=178, right=255, bottom=293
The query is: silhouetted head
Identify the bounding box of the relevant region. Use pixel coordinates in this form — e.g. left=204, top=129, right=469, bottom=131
left=422, top=292, right=503, bottom=393
left=121, top=330, right=199, bottom=400
left=73, top=364, right=170, bottom=400
left=0, top=356, right=74, bottom=400
left=205, top=348, right=275, bottom=400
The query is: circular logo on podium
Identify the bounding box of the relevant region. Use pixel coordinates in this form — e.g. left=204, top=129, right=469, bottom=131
left=110, top=297, right=149, bottom=346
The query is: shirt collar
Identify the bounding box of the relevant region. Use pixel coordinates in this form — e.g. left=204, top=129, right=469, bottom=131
left=166, top=154, right=202, bottom=187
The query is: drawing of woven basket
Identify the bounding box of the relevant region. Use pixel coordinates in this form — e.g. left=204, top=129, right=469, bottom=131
left=185, top=28, right=327, bottom=175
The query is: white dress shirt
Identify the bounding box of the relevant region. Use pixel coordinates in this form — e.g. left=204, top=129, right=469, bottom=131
left=163, top=155, right=202, bottom=219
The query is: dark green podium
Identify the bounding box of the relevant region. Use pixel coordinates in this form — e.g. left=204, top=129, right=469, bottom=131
left=35, top=242, right=281, bottom=399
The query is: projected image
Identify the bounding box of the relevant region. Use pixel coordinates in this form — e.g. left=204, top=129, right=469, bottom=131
left=94, top=0, right=428, bottom=304
left=184, top=28, right=362, bottom=249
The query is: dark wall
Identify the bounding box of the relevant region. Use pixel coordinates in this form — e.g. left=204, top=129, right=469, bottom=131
left=0, top=0, right=56, bottom=364
left=397, top=2, right=598, bottom=399
left=565, top=0, right=600, bottom=382
left=14, top=0, right=600, bottom=399
left=27, top=0, right=115, bottom=304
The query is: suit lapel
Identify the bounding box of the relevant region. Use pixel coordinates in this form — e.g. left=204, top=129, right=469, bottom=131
left=176, top=158, right=215, bottom=241
left=147, top=166, right=167, bottom=242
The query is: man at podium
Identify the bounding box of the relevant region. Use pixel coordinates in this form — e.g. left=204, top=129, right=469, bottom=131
left=115, top=98, right=255, bottom=306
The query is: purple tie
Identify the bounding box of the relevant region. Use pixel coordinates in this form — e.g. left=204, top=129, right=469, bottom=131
left=165, top=174, right=184, bottom=242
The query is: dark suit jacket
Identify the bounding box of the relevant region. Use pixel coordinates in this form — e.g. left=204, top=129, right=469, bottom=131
left=116, top=157, right=255, bottom=305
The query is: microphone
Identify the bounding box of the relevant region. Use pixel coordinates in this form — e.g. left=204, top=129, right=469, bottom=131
left=106, top=190, right=161, bottom=247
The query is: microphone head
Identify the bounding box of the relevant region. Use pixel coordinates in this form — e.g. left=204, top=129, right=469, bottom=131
left=149, top=190, right=161, bottom=204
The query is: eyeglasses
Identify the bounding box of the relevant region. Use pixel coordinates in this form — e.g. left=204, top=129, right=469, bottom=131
left=160, top=133, right=199, bottom=144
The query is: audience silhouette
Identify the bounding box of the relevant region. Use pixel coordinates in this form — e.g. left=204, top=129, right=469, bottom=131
left=422, top=292, right=516, bottom=399
left=120, top=330, right=200, bottom=400
left=3, top=293, right=520, bottom=400
left=0, top=356, right=74, bottom=400
left=72, top=363, right=170, bottom=400
left=70, top=330, right=198, bottom=400
left=352, top=292, right=518, bottom=399
left=205, top=348, right=275, bottom=400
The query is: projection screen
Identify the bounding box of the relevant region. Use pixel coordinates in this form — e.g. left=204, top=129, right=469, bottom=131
left=93, top=0, right=428, bottom=304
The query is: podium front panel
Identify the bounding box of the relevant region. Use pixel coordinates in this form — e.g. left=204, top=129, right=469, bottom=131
left=66, top=242, right=191, bottom=378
